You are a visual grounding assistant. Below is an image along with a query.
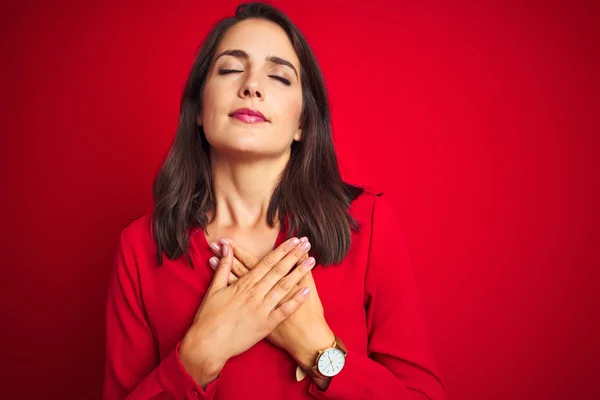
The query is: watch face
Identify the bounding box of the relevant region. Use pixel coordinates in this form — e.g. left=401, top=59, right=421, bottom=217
left=317, top=348, right=346, bottom=377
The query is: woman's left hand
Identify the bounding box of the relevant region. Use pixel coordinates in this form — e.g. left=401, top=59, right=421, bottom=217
left=207, top=238, right=335, bottom=371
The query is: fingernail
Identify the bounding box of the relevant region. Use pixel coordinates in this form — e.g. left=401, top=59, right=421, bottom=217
left=220, top=238, right=230, bottom=245
left=222, top=243, right=229, bottom=256
left=209, top=242, right=220, bottom=251
left=300, top=241, right=311, bottom=251
left=209, top=257, right=218, bottom=268
left=301, top=287, right=311, bottom=297
left=299, top=237, right=308, bottom=242
left=289, top=237, right=300, bottom=246
left=305, top=257, right=316, bottom=268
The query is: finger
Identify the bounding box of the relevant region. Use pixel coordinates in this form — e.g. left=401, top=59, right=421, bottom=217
left=285, top=253, right=310, bottom=278
left=298, top=272, right=323, bottom=312
left=230, top=256, right=251, bottom=278
left=208, top=241, right=222, bottom=255
left=254, top=239, right=312, bottom=298
left=243, top=237, right=301, bottom=285
left=299, top=252, right=309, bottom=262
left=223, top=239, right=261, bottom=270
left=277, top=255, right=313, bottom=304
left=207, top=240, right=233, bottom=294
left=210, top=239, right=265, bottom=276
left=209, top=253, right=250, bottom=278
left=212, top=238, right=303, bottom=273
left=297, top=253, right=309, bottom=266
left=209, top=256, right=240, bottom=284
left=268, top=286, right=311, bottom=327
left=263, top=256, right=316, bottom=309
left=298, top=268, right=317, bottom=289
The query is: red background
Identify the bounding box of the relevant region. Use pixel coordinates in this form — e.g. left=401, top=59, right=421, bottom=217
left=1, top=0, right=598, bottom=399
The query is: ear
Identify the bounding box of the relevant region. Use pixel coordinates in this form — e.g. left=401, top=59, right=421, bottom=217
left=293, top=128, right=302, bottom=141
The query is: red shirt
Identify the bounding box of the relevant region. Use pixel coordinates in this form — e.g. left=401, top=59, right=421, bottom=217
left=102, top=189, right=445, bottom=399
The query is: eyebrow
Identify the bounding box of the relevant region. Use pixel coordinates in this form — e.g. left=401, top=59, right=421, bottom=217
left=214, top=49, right=299, bottom=79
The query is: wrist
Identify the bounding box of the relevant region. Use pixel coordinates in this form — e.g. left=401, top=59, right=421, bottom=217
left=180, top=330, right=226, bottom=387
left=295, top=327, right=335, bottom=370
left=296, top=330, right=348, bottom=385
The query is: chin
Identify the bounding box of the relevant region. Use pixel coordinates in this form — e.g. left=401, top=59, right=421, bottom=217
left=211, top=141, right=275, bottom=157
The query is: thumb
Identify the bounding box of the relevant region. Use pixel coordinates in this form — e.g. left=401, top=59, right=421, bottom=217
left=208, top=240, right=233, bottom=293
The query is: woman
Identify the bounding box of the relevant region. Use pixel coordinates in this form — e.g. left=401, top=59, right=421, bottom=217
left=103, top=2, right=444, bottom=399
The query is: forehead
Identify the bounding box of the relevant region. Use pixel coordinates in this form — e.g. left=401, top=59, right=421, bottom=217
left=215, top=19, right=300, bottom=67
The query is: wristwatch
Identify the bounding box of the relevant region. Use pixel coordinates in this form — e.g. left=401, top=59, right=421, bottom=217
left=296, top=335, right=348, bottom=381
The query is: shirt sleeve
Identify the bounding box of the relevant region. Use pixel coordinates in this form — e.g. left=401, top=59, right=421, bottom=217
left=308, top=193, right=445, bottom=400
left=102, top=227, right=220, bottom=400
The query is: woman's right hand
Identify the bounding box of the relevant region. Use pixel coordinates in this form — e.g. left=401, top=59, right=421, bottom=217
left=179, top=236, right=315, bottom=386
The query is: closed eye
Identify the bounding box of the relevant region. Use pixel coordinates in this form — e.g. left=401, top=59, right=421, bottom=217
left=269, top=75, right=291, bottom=86
left=218, top=69, right=291, bottom=86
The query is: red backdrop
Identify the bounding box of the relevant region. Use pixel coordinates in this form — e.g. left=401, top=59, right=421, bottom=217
left=1, top=0, right=598, bottom=399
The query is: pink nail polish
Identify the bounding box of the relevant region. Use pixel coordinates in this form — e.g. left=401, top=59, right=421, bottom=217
left=301, top=287, right=311, bottom=297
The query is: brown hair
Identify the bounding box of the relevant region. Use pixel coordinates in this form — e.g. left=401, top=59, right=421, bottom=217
left=152, top=2, right=365, bottom=268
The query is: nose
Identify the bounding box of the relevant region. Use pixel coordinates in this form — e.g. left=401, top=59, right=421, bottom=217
left=238, top=72, right=264, bottom=100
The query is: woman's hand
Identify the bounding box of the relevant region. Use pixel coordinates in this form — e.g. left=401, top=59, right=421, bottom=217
left=207, top=238, right=335, bottom=371
left=179, top=237, right=317, bottom=386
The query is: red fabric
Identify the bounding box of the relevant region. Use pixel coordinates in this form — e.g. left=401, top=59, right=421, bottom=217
left=103, top=189, right=445, bottom=399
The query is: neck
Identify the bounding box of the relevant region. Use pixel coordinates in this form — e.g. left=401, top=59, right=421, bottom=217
left=208, top=149, right=290, bottom=230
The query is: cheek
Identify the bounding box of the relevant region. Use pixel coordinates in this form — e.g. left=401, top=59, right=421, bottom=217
left=201, top=85, right=217, bottom=117
left=201, top=84, right=227, bottom=127
left=292, top=95, right=303, bottom=121
left=277, top=91, right=303, bottom=126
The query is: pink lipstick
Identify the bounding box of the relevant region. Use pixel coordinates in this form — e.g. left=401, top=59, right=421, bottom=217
left=229, top=108, right=267, bottom=123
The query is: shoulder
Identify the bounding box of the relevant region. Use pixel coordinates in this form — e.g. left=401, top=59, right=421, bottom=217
left=346, top=183, right=405, bottom=245
left=118, top=213, right=156, bottom=255
left=346, top=183, right=389, bottom=225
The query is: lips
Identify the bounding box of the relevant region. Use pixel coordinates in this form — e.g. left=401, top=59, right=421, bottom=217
left=229, top=108, right=268, bottom=123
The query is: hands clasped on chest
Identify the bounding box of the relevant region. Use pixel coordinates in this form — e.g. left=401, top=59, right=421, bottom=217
left=179, top=236, right=341, bottom=391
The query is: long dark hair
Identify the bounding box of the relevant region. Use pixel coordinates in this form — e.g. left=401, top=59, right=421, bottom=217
left=152, top=2, right=365, bottom=268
